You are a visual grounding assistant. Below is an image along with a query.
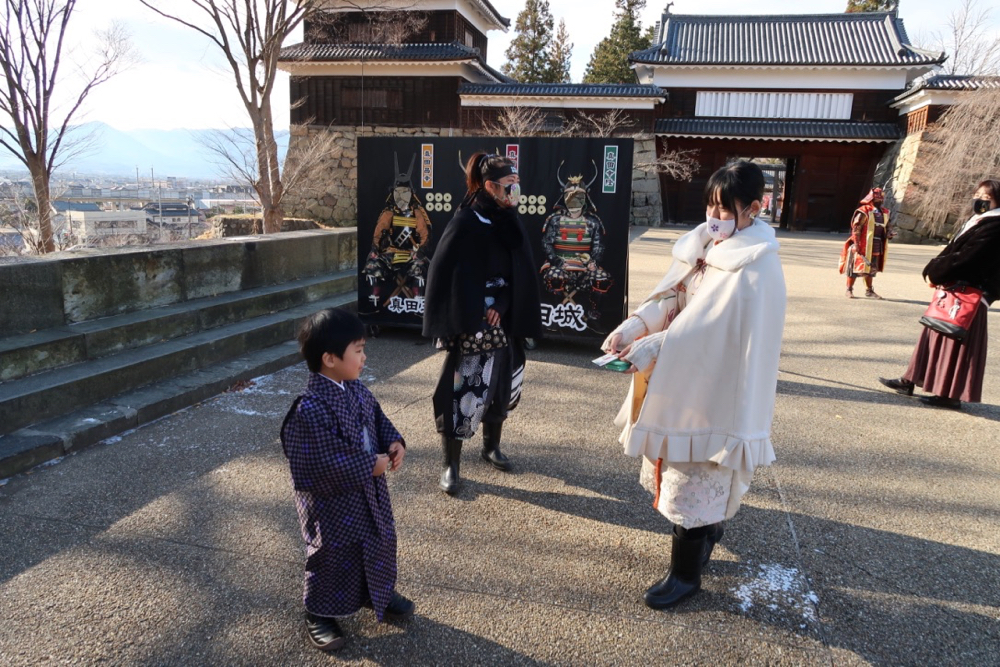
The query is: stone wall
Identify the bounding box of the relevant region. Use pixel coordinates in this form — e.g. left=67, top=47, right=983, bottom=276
left=283, top=125, right=463, bottom=228
left=208, top=214, right=322, bottom=237
left=630, top=135, right=663, bottom=227
left=283, top=125, right=663, bottom=227
left=878, top=129, right=954, bottom=245
left=0, top=229, right=357, bottom=337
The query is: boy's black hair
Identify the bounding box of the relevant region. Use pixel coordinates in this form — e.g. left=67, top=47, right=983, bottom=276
left=704, top=160, right=765, bottom=214
left=298, top=308, right=366, bottom=373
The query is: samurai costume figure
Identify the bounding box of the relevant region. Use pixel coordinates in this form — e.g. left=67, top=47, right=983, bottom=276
left=362, top=153, right=432, bottom=311
left=540, top=161, right=613, bottom=322
left=839, top=187, right=893, bottom=299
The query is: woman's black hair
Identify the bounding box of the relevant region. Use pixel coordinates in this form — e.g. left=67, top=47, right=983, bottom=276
left=704, top=160, right=766, bottom=215
left=297, top=308, right=366, bottom=373
left=976, top=178, right=1000, bottom=206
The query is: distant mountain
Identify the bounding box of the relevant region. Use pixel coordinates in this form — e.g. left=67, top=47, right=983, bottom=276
left=0, top=122, right=290, bottom=180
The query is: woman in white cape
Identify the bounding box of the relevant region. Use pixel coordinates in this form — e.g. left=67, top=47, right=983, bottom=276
left=603, top=161, right=786, bottom=609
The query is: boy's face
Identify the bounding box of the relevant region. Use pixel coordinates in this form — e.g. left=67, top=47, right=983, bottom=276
left=322, top=339, right=366, bottom=382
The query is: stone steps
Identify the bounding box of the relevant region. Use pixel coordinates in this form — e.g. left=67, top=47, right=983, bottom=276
left=0, top=273, right=358, bottom=478
left=0, top=272, right=353, bottom=383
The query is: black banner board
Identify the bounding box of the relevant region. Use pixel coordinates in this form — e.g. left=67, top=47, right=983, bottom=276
left=357, top=136, right=633, bottom=339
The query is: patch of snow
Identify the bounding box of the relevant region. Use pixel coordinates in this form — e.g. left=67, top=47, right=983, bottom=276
left=226, top=408, right=267, bottom=416
left=731, top=562, right=819, bottom=624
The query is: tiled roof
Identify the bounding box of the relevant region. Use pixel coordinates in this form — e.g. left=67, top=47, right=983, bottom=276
left=632, top=12, right=945, bottom=67
left=892, top=73, right=1000, bottom=103
left=655, top=118, right=901, bottom=142
left=459, top=83, right=666, bottom=98
left=280, top=42, right=482, bottom=62
left=279, top=41, right=514, bottom=83
left=471, top=0, right=510, bottom=29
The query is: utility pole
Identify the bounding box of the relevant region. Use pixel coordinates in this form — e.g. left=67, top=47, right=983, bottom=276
left=151, top=167, right=163, bottom=242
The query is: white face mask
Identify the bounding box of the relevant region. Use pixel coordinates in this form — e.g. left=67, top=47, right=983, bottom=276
left=491, top=181, right=521, bottom=208
left=706, top=216, right=736, bottom=241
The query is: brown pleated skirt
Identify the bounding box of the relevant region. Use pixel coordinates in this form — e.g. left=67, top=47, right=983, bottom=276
left=903, top=305, right=989, bottom=402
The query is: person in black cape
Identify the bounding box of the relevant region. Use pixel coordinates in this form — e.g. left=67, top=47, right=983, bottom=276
left=422, top=152, right=542, bottom=494
left=879, top=178, right=1000, bottom=410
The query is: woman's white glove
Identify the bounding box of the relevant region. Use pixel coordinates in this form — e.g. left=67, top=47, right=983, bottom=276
left=623, top=329, right=668, bottom=374
left=601, top=316, right=648, bottom=353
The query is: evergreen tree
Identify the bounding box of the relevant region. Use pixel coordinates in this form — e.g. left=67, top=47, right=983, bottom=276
left=546, top=19, right=573, bottom=83
left=583, top=0, right=652, bottom=84
left=845, top=0, right=896, bottom=12
left=502, top=0, right=556, bottom=83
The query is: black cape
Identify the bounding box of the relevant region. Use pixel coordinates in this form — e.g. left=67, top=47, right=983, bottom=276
left=422, top=191, right=542, bottom=339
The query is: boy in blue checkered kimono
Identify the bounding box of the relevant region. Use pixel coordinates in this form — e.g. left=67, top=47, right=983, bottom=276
left=280, top=308, right=414, bottom=652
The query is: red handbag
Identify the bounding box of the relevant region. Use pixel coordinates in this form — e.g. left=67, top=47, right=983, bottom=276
left=919, top=284, right=985, bottom=341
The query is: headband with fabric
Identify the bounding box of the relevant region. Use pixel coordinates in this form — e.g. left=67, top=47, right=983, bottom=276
left=480, top=154, right=517, bottom=181
left=861, top=188, right=883, bottom=204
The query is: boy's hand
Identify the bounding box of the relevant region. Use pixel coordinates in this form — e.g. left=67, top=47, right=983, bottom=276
left=373, top=454, right=390, bottom=477
left=387, top=441, right=406, bottom=471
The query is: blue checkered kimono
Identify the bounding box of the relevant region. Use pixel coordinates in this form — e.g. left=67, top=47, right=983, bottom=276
left=280, top=373, right=404, bottom=620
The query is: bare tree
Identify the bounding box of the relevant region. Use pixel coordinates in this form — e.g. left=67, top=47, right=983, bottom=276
left=307, top=5, right=426, bottom=44
left=931, top=0, right=1000, bottom=75
left=908, top=87, right=1000, bottom=236
left=141, top=1, right=423, bottom=234
left=138, top=0, right=319, bottom=235
left=0, top=179, right=71, bottom=255
left=201, top=125, right=342, bottom=232
left=576, top=109, right=637, bottom=137
left=0, top=0, right=132, bottom=253
left=481, top=105, right=548, bottom=137
left=635, top=148, right=700, bottom=182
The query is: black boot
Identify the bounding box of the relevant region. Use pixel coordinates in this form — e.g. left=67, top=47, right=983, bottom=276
left=439, top=435, right=462, bottom=494
left=702, top=522, right=725, bottom=566
left=644, top=526, right=707, bottom=609
left=304, top=611, right=345, bottom=652
left=481, top=421, right=511, bottom=471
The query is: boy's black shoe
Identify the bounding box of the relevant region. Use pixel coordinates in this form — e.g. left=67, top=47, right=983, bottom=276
left=304, top=611, right=345, bottom=652
left=364, top=591, right=416, bottom=621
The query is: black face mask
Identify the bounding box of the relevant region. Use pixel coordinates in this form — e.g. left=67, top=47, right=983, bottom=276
left=973, top=199, right=992, bottom=215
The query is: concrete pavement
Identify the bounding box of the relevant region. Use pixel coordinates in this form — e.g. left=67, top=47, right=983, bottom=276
left=1, top=226, right=998, bottom=665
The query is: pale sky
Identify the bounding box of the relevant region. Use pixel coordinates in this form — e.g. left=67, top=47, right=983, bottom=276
left=66, top=0, right=997, bottom=131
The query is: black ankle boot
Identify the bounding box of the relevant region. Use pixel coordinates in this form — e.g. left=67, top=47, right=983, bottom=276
left=439, top=436, right=462, bottom=494
left=644, top=526, right=707, bottom=609
left=878, top=377, right=914, bottom=396
left=702, top=522, right=725, bottom=566
left=304, top=611, right=345, bottom=652
left=481, top=421, right=511, bottom=471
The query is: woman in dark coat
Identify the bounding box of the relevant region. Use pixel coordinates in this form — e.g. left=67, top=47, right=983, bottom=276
left=422, top=152, right=542, bottom=494
left=880, top=178, right=1000, bottom=409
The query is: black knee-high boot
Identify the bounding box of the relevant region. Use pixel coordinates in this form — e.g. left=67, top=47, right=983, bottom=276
left=480, top=421, right=511, bottom=471
left=439, top=435, right=463, bottom=495
left=703, top=522, right=725, bottom=566
left=644, top=525, right=707, bottom=609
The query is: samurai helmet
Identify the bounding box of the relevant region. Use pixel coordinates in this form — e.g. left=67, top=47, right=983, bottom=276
left=394, top=152, right=416, bottom=188
left=556, top=159, right=599, bottom=213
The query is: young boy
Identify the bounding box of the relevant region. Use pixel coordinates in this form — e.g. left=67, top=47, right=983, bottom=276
left=280, top=308, right=413, bottom=652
